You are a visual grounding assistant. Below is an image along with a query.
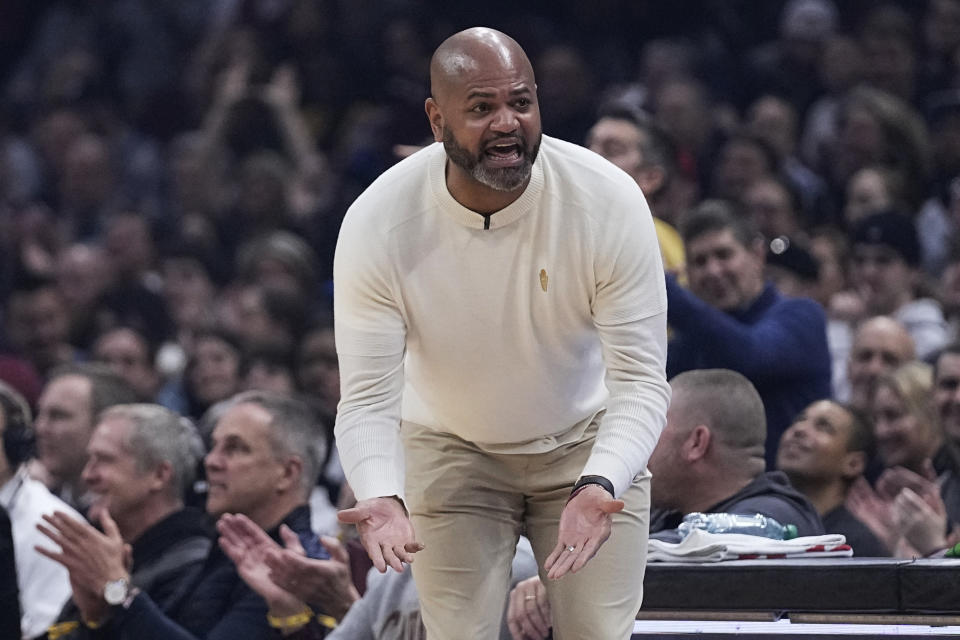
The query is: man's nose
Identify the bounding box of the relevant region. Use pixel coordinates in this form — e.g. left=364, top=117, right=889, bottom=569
left=489, top=107, right=519, bottom=133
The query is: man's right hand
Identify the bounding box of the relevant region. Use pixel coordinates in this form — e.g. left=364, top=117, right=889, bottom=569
left=337, top=497, right=424, bottom=573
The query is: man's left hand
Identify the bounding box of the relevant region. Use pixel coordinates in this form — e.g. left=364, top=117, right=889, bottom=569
left=35, top=510, right=130, bottom=618
left=544, top=485, right=623, bottom=580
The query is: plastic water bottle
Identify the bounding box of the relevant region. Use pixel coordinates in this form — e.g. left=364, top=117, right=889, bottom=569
left=677, top=512, right=799, bottom=540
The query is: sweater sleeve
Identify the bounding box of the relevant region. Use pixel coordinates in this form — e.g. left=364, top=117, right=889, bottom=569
left=332, top=208, right=407, bottom=502
left=580, top=188, right=670, bottom=497
left=580, top=312, right=670, bottom=496
left=666, top=276, right=829, bottom=379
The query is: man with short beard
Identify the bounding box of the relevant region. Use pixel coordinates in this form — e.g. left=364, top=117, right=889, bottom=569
left=334, top=27, right=669, bottom=639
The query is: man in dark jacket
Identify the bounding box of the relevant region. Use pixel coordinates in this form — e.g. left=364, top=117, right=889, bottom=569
left=39, top=392, right=328, bottom=640
left=776, top=399, right=889, bottom=556
left=666, top=201, right=831, bottom=466
left=648, top=369, right=824, bottom=540
left=38, top=403, right=210, bottom=638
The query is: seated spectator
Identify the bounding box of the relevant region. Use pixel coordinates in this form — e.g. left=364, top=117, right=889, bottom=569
left=648, top=369, right=824, bottom=540
left=743, top=176, right=806, bottom=242
left=219, top=511, right=538, bottom=640
left=0, top=381, right=82, bottom=638
left=183, top=329, right=243, bottom=420
left=32, top=364, right=138, bottom=512
left=933, top=343, right=960, bottom=452
left=837, top=316, right=916, bottom=412
left=5, top=272, right=79, bottom=377
left=846, top=211, right=949, bottom=359
left=40, top=391, right=328, bottom=640
left=848, top=362, right=960, bottom=556
left=241, top=343, right=297, bottom=396
left=929, top=345, right=960, bottom=516
left=666, top=201, right=832, bottom=466
left=776, top=399, right=889, bottom=556
left=92, top=326, right=162, bottom=403
left=37, top=404, right=209, bottom=639
left=584, top=105, right=685, bottom=274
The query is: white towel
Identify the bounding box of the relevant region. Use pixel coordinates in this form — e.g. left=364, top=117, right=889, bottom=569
left=648, top=529, right=852, bottom=563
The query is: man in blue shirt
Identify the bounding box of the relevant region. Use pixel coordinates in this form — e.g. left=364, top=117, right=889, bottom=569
left=666, top=200, right=832, bottom=466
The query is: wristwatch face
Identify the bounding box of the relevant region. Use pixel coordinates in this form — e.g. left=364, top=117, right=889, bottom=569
left=104, top=578, right=129, bottom=605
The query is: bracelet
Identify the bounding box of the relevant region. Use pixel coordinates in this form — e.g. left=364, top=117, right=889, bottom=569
left=569, top=475, right=615, bottom=500
left=84, top=617, right=103, bottom=629
left=267, top=606, right=314, bottom=629
left=47, top=622, right=80, bottom=640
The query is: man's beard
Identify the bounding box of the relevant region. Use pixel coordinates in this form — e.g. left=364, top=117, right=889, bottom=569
left=442, top=127, right=541, bottom=192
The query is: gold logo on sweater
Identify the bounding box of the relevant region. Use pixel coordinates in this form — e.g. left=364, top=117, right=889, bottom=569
left=539, top=269, right=548, bottom=292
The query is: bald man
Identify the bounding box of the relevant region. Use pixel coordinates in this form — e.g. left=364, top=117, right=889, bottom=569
left=334, top=27, right=669, bottom=639
left=844, top=316, right=916, bottom=412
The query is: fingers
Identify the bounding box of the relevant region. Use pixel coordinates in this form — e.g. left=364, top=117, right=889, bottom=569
left=280, top=525, right=306, bottom=555
left=507, top=578, right=551, bottom=640
left=381, top=544, right=405, bottom=573
left=319, top=535, right=349, bottom=564
left=98, top=509, right=122, bottom=542
left=404, top=541, right=425, bottom=553
left=546, top=542, right=579, bottom=580
left=361, top=535, right=387, bottom=573
left=570, top=537, right=602, bottom=574
left=218, top=534, right=243, bottom=564
left=216, top=515, right=248, bottom=552
left=34, top=542, right=66, bottom=566
left=543, top=541, right=564, bottom=572
left=337, top=507, right=367, bottom=525
left=600, top=499, right=625, bottom=515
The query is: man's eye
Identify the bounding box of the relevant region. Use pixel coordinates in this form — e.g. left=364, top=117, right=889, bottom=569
left=515, top=98, right=530, bottom=108
left=471, top=103, right=490, bottom=113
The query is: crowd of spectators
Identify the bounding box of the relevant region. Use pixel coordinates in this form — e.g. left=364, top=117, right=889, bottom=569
left=6, top=0, right=960, bottom=637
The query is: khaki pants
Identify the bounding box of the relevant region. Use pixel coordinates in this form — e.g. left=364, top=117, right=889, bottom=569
left=402, top=419, right=650, bottom=640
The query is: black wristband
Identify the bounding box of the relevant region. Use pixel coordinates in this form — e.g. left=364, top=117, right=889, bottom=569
left=571, top=475, right=614, bottom=497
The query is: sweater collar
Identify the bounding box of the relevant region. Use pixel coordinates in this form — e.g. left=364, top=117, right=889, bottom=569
left=429, top=140, right=545, bottom=229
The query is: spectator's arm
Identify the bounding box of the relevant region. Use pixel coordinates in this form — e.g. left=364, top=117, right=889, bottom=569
left=666, top=276, right=828, bottom=379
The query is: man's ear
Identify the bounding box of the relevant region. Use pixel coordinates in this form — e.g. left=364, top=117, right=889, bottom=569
left=277, top=456, right=304, bottom=493
left=841, top=450, right=867, bottom=481
left=150, top=461, right=173, bottom=493
left=683, top=424, right=712, bottom=462
left=425, top=97, right=444, bottom=142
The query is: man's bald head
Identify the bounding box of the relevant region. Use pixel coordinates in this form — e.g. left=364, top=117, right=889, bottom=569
left=430, top=27, right=535, bottom=103
left=848, top=315, right=916, bottom=411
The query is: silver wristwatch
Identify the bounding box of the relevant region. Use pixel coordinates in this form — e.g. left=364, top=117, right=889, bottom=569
left=103, top=578, right=132, bottom=606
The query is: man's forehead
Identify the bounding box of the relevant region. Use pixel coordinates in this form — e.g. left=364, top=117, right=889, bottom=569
left=689, top=229, right=741, bottom=251
left=90, top=415, right=131, bottom=449
left=41, top=375, right=92, bottom=404
left=212, top=402, right=272, bottom=438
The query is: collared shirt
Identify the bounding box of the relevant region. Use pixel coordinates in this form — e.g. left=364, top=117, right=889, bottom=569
left=0, top=467, right=82, bottom=638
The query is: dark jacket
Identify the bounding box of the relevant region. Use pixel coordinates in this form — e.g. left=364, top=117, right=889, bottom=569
left=666, top=279, right=832, bottom=466
left=48, top=507, right=212, bottom=640
left=651, top=471, right=825, bottom=541
left=110, top=505, right=317, bottom=640
left=0, top=506, right=20, bottom=640
left=822, top=505, right=889, bottom=557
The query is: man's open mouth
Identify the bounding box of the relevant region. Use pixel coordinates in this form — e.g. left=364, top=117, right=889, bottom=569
left=484, top=140, right=522, bottom=163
